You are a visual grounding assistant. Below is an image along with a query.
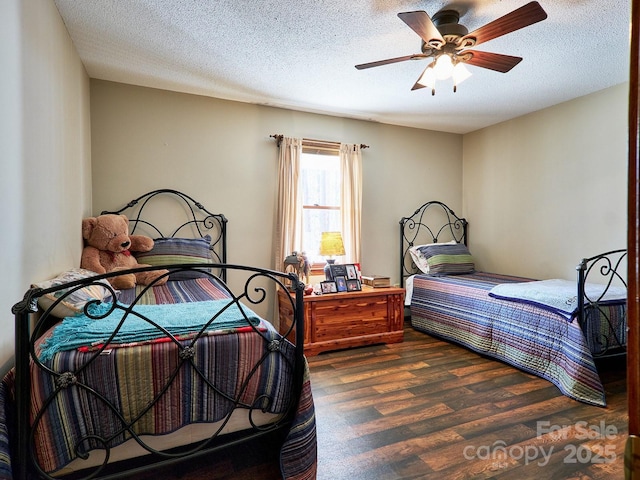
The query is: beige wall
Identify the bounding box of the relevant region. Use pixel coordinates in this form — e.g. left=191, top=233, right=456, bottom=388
left=462, top=83, right=628, bottom=280
left=0, top=0, right=91, bottom=375
left=90, top=80, right=463, bottom=296
left=1, top=1, right=627, bottom=373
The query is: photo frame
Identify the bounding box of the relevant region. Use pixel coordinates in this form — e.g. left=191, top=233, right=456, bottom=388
left=346, top=279, right=361, bottom=291
left=345, top=264, right=358, bottom=280
left=353, top=263, right=362, bottom=279
left=335, top=276, right=348, bottom=292
left=320, top=280, right=337, bottom=294
left=328, top=264, right=348, bottom=280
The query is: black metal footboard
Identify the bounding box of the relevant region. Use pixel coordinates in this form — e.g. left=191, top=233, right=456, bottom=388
left=11, top=264, right=306, bottom=480
left=576, top=249, right=628, bottom=357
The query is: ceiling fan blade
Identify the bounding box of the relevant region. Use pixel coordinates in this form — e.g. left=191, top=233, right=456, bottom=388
left=398, top=11, right=445, bottom=48
left=459, top=1, right=547, bottom=49
left=462, top=50, right=523, bottom=73
left=355, top=54, right=428, bottom=70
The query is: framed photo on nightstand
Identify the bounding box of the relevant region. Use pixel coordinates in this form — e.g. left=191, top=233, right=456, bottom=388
left=346, top=279, right=361, bottom=291
left=329, top=264, right=348, bottom=279
left=320, top=281, right=337, bottom=294
left=352, top=263, right=362, bottom=279
left=345, top=264, right=358, bottom=280
left=335, top=276, right=348, bottom=292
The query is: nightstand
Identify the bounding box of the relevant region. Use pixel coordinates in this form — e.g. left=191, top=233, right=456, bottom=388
left=277, top=285, right=405, bottom=356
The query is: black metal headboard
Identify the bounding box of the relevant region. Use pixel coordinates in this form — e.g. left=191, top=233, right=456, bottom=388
left=101, top=188, right=228, bottom=281
left=399, top=201, right=467, bottom=287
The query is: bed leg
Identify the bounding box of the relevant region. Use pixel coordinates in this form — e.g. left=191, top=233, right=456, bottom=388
left=12, top=292, right=37, bottom=480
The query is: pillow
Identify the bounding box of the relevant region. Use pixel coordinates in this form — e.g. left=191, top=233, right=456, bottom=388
left=135, top=235, right=213, bottom=280
left=415, top=242, right=475, bottom=275
left=32, top=268, right=115, bottom=318
left=409, top=240, right=456, bottom=274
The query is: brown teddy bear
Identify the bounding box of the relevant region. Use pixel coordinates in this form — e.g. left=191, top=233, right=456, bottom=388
left=80, top=214, right=169, bottom=289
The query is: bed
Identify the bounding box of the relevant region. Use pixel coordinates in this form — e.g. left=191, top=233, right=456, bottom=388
left=399, top=200, right=627, bottom=407
left=0, top=189, right=317, bottom=480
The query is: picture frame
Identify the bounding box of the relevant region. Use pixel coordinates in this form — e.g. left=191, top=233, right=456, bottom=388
left=328, top=264, right=348, bottom=280
left=353, top=263, right=362, bottom=280
left=345, top=264, right=358, bottom=280
left=320, top=280, right=337, bottom=294
left=346, top=278, right=361, bottom=291
left=335, top=276, right=348, bottom=292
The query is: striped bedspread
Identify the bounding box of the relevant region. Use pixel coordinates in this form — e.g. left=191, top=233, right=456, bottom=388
left=0, top=277, right=317, bottom=480
left=117, top=277, right=232, bottom=304
left=410, top=272, right=609, bottom=406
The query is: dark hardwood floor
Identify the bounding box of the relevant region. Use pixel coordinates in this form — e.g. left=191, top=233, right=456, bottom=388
left=133, top=321, right=628, bottom=479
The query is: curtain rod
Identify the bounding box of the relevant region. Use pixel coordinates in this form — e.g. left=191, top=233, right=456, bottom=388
left=270, top=134, right=369, bottom=149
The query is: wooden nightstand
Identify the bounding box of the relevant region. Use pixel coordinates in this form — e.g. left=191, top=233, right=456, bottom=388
left=277, top=285, right=405, bottom=356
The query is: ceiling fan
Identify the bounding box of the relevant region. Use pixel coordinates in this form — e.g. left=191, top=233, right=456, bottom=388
left=355, top=1, right=547, bottom=94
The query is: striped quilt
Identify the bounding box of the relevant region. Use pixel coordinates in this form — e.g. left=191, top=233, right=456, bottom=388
left=0, top=278, right=317, bottom=480
left=117, top=276, right=232, bottom=304
left=410, top=272, right=616, bottom=406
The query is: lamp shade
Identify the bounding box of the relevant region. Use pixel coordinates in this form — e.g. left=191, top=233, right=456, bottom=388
left=416, top=64, right=436, bottom=89
left=434, top=53, right=454, bottom=80
left=452, top=62, right=472, bottom=86
left=319, top=231, right=345, bottom=257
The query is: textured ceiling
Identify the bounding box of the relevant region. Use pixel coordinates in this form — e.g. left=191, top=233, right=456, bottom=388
left=53, top=0, right=631, bottom=134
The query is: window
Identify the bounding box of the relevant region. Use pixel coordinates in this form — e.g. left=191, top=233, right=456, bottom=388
left=300, top=149, right=341, bottom=265
left=273, top=136, right=361, bottom=275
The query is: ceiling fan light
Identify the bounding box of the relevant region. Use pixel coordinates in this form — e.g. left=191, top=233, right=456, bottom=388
left=452, top=62, right=472, bottom=86
left=417, top=66, right=436, bottom=89
left=434, top=54, right=454, bottom=80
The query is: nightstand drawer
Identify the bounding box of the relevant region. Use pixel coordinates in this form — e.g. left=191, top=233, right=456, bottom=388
left=313, top=296, right=390, bottom=341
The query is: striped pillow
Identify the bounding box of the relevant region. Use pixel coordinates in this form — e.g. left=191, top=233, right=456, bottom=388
left=409, top=240, right=456, bottom=274
left=33, top=268, right=115, bottom=318
left=416, top=243, right=475, bottom=275
left=135, top=235, right=213, bottom=280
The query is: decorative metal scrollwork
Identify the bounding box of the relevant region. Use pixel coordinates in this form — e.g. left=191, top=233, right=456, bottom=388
left=56, top=372, right=77, bottom=389
left=399, top=201, right=467, bottom=286
left=179, top=346, right=196, bottom=360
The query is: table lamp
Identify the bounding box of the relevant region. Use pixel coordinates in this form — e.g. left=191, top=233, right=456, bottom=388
left=319, top=231, right=345, bottom=280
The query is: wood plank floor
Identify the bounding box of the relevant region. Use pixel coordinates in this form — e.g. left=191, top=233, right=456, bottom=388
left=132, top=321, right=628, bottom=479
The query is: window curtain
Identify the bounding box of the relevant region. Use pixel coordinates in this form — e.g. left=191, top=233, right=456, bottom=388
left=340, top=143, right=362, bottom=264
left=273, top=137, right=302, bottom=271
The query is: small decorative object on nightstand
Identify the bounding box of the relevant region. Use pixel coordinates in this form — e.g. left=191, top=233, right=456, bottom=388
left=361, top=274, right=391, bottom=288
left=283, top=251, right=310, bottom=288
left=319, top=231, right=345, bottom=280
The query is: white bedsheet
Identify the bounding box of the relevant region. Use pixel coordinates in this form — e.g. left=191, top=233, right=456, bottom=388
left=405, top=275, right=414, bottom=306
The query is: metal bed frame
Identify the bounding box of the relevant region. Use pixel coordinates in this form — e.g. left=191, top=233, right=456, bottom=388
left=101, top=188, right=228, bottom=281
left=399, top=200, right=468, bottom=288
left=9, top=190, right=307, bottom=480
left=399, top=200, right=627, bottom=357
left=577, top=249, right=628, bottom=357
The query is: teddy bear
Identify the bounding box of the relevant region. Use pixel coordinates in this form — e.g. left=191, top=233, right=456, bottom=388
left=80, top=214, right=169, bottom=289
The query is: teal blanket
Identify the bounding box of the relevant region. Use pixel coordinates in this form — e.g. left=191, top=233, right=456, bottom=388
left=39, top=300, right=261, bottom=361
